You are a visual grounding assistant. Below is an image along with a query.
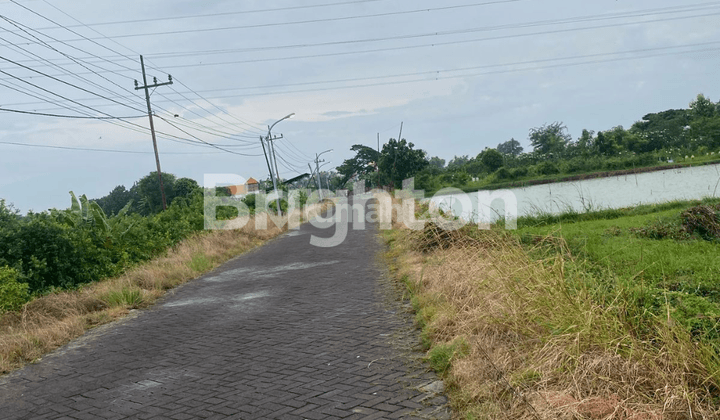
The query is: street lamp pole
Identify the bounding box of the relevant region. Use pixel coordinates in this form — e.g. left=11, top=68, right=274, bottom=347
left=266, top=113, right=295, bottom=217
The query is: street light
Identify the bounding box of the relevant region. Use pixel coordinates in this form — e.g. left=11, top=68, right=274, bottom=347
left=266, top=113, right=295, bottom=217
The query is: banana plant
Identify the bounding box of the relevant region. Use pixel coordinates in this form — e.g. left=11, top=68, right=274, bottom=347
left=64, top=191, right=92, bottom=227
left=65, top=191, right=135, bottom=244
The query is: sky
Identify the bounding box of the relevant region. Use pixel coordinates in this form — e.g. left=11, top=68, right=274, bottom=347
left=0, top=0, right=719, bottom=213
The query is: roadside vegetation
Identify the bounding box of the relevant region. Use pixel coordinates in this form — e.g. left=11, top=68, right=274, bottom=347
left=384, top=198, right=720, bottom=419
left=0, top=171, right=314, bottom=374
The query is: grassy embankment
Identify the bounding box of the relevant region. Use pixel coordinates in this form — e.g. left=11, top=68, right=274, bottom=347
left=383, top=198, right=720, bottom=419
left=0, top=207, right=321, bottom=375
left=441, top=155, right=720, bottom=195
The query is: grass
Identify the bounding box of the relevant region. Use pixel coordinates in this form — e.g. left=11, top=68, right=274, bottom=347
left=0, top=205, right=326, bottom=375
left=383, top=201, right=720, bottom=419
left=518, top=199, right=720, bottom=342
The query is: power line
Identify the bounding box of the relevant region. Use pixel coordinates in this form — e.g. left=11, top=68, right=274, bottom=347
left=155, top=115, right=265, bottom=157
left=10, top=2, right=717, bottom=53
left=0, top=107, right=143, bottom=119
left=28, top=0, right=529, bottom=42
left=35, top=0, right=392, bottom=29
left=131, top=41, right=720, bottom=99
left=32, top=1, right=269, bottom=138
left=4, top=3, right=719, bottom=86
left=6, top=38, right=720, bottom=113
left=4, top=2, right=269, bottom=149
left=0, top=140, right=223, bottom=154
left=0, top=17, right=146, bottom=115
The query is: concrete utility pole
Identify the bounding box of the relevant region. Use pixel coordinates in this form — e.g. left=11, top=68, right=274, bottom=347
left=308, top=163, right=321, bottom=197
left=259, top=135, right=276, bottom=192
left=265, top=113, right=295, bottom=217
left=135, top=55, right=173, bottom=211
left=314, top=149, right=333, bottom=200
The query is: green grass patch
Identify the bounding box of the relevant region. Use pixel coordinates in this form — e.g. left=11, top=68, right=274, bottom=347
left=100, top=288, right=144, bottom=308
left=427, top=338, right=470, bottom=375
left=188, top=254, right=213, bottom=272
left=517, top=200, right=720, bottom=343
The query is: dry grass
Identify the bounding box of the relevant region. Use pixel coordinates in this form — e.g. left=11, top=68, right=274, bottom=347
left=0, top=207, right=324, bottom=375
left=385, top=223, right=720, bottom=419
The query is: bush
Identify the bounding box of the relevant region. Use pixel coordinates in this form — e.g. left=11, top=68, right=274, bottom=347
left=511, top=167, right=529, bottom=178
left=493, top=167, right=512, bottom=180
left=0, top=266, right=29, bottom=312
left=536, top=161, right=560, bottom=175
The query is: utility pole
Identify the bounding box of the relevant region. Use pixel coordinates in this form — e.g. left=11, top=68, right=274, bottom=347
left=313, top=149, right=333, bottom=199
left=392, top=121, right=403, bottom=189
left=263, top=113, right=294, bottom=217
left=267, top=135, right=283, bottom=189
left=308, top=163, right=321, bottom=195
left=265, top=133, right=283, bottom=216
left=259, top=135, right=275, bottom=192
left=377, top=132, right=380, bottom=188
left=314, top=154, right=324, bottom=200
left=135, top=55, right=173, bottom=210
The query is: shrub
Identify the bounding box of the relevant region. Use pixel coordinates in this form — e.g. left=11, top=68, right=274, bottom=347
left=537, top=161, right=560, bottom=175
left=511, top=167, right=528, bottom=178
left=493, top=167, right=512, bottom=180
left=0, top=266, right=30, bottom=312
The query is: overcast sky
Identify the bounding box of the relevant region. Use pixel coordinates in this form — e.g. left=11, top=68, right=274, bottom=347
left=0, top=0, right=719, bottom=212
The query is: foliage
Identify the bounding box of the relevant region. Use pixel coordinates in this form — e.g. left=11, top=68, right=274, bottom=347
left=536, top=161, right=560, bottom=175
left=336, top=144, right=380, bottom=187
left=0, top=266, right=30, bottom=312
left=479, top=148, right=504, bottom=172
left=0, top=174, right=212, bottom=296
left=378, top=138, right=429, bottom=188
left=447, top=155, right=470, bottom=169
left=497, top=138, right=523, bottom=156
left=428, top=156, right=446, bottom=169
left=529, top=122, right=571, bottom=156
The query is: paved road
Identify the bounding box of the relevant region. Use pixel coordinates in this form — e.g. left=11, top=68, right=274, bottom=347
left=0, top=202, right=448, bottom=419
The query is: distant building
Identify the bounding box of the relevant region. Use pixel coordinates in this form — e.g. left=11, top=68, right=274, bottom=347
left=227, top=177, right=259, bottom=197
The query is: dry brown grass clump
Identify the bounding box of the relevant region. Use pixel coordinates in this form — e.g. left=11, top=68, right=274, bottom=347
left=387, top=226, right=720, bottom=419
left=0, top=210, right=302, bottom=374
left=681, top=203, right=720, bottom=239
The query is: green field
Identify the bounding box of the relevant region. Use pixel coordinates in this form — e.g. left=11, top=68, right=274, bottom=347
left=516, top=198, right=720, bottom=342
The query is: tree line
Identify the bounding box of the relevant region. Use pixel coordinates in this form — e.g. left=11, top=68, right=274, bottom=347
left=337, top=93, right=720, bottom=192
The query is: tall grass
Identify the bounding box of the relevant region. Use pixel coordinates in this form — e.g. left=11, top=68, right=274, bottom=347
left=385, top=223, right=720, bottom=419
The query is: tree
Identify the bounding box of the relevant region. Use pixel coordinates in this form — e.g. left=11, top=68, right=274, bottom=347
left=577, top=129, right=594, bottom=152
left=428, top=156, right=446, bottom=169
left=529, top=122, right=571, bottom=156
left=174, top=178, right=200, bottom=200
left=595, top=131, right=617, bottom=156
left=447, top=155, right=470, bottom=169
left=631, top=109, right=690, bottom=150
left=336, top=144, right=380, bottom=187
left=378, top=138, right=428, bottom=188
left=133, top=172, right=177, bottom=215
left=94, top=185, right=135, bottom=216
left=690, top=94, right=716, bottom=120
left=479, top=148, right=504, bottom=172
left=497, top=138, right=523, bottom=156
